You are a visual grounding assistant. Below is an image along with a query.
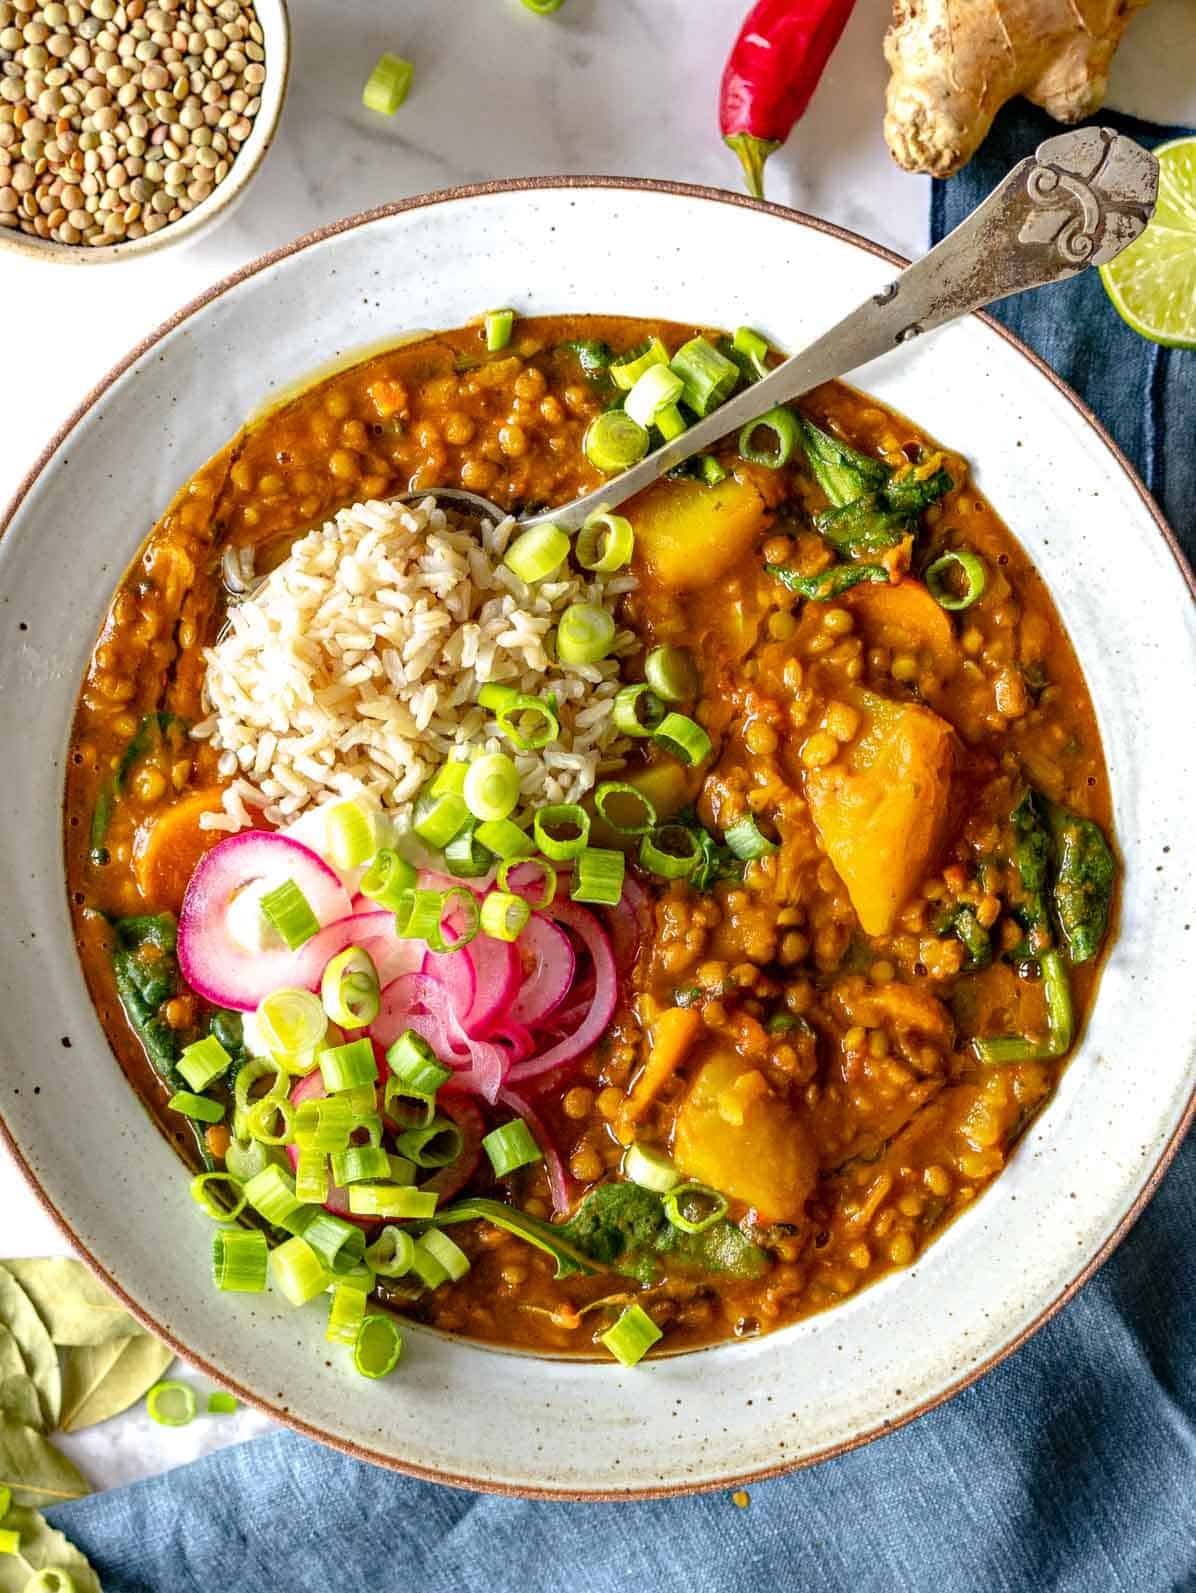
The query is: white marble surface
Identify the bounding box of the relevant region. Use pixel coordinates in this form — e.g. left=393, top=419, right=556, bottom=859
left=0, top=0, right=1189, bottom=1497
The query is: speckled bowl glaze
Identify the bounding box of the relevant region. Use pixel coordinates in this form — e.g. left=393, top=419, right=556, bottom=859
left=0, top=0, right=289, bottom=265
left=1, top=181, right=1193, bottom=1498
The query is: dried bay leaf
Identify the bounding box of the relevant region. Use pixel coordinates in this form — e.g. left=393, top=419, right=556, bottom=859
left=3, top=1258, right=137, bottom=1347
left=0, top=1423, right=90, bottom=1507
left=0, top=1378, right=41, bottom=1432
left=0, top=1504, right=102, bottom=1593
left=59, top=1334, right=174, bottom=1433
left=0, top=1326, right=25, bottom=1384
left=0, top=1273, right=59, bottom=1429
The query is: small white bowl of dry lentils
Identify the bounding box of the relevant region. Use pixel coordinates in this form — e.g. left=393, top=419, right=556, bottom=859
left=0, top=0, right=288, bottom=261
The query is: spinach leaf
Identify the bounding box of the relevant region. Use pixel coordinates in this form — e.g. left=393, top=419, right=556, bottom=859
left=1044, top=798, right=1116, bottom=965
left=111, top=914, right=184, bottom=1082
left=934, top=903, right=992, bottom=968
left=90, top=714, right=188, bottom=863
left=433, top=1184, right=769, bottom=1286
left=679, top=813, right=744, bottom=893
left=884, top=466, right=953, bottom=517
left=559, top=338, right=613, bottom=377
left=796, top=417, right=890, bottom=507
left=766, top=562, right=888, bottom=602
left=814, top=494, right=912, bottom=555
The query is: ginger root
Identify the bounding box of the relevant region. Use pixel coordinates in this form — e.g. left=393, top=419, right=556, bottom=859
left=883, top=0, right=1152, bottom=177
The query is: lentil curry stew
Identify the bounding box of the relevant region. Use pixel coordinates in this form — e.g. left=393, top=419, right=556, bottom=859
left=65, top=314, right=1117, bottom=1369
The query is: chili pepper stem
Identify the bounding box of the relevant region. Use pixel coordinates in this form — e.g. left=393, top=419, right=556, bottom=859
left=724, top=133, right=780, bottom=199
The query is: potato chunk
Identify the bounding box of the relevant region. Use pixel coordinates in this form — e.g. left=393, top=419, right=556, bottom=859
left=672, top=1048, right=817, bottom=1223
left=627, top=470, right=769, bottom=591
left=805, top=690, right=956, bottom=936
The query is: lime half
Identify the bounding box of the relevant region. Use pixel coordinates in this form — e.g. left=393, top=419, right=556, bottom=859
left=1099, top=136, right=1196, bottom=349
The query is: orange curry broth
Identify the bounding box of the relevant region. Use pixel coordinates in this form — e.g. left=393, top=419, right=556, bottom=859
left=64, top=315, right=1114, bottom=1354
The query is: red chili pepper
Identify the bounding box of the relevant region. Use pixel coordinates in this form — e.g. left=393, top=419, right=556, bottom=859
left=720, top=0, right=859, bottom=199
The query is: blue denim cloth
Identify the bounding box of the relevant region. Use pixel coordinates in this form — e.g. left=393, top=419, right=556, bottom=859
left=50, top=104, right=1195, bottom=1592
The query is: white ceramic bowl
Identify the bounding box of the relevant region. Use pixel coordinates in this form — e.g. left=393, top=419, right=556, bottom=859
left=0, top=0, right=289, bottom=265
left=2, top=181, right=1193, bottom=1497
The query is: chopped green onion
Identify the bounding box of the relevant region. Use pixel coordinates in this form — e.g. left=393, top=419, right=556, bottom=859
left=926, top=549, right=987, bottom=611
left=419, top=1229, right=470, bottom=1282
left=259, top=878, right=320, bottom=950
left=413, top=788, right=470, bottom=850
left=207, top=1392, right=238, bottom=1415
left=669, top=335, right=740, bottom=416
left=0, top=1530, right=18, bottom=1557
left=348, top=1184, right=438, bottom=1219
left=624, top=363, right=683, bottom=428
left=364, top=1225, right=417, bottom=1277
left=723, top=814, right=779, bottom=861
left=533, top=802, right=590, bottom=860
left=383, top=1075, right=436, bottom=1129
left=497, top=855, right=557, bottom=907
left=326, top=1281, right=368, bottom=1346
left=232, top=1059, right=287, bottom=1141
left=584, top=409, right=650, bottom=474
left=395, top=886, right=447, bottom=942
left=480, top=889, right=532, bottom=941
left=600, top=1302, right=661, bottom=1367
left=474, top=816, right=533, bottom=860
left=387, top=1029, right=452, bottom=1097
left=330, top=1144, right=392, bottom=1185
left=410, top=1241, right=448, bottom=1288
left=288, top=1209, right=366, bottom=1276
left=360, top=847, right=418, bottom=912
left=243, top=1094, right=293, bottom=1145
left=700, top=454, right=727, bottom=486
left=22, top=1576, right=79, bottom=1593
left=662, top=1181, right=728, bottom=1234
left=465, top=752, right=520, bottom=823
left=324, top=799, right=377, bottom=869
left=321, top=948, right=381, bottom=1030
left=211, top=1227, right=268, bottom=1293
left=556, top=602, right=615, bottom=666
left=425, top=885, right=480, bottom=954
left=623, top=1142, right=681, bottom=1193
left=610, top=337, right=669, bottom=390
left=612, top=682, right=666, bottom=736
left=270, top=1235, right=330, bottom=1306
left=243, top=1165, right=303, bottom=1227
left=294, top=1148, right=329, bottom=1204
left=504, top=522, right=570, bottom=583
left=294, top=1093, right=354, bottom=1152
left=484, top=307, right=515, bottom=352
left=353, top=1314, right=402, bottom=1378
left=0, top=1487, right=9, bottom=1522
left=576, top=507, right=635, bottom=572
left=570, top=846, right=625, bottom=905
left=444, top=818, right=493, bottom=879
left=189, top=1171, right=246, bottom=1221
left=482, top=1117, right=543, bottom=1177
left=395, top=1115, right=464, bottom=1168
left=479, top=684, right=561, bottom=751
left=345, top=1107, right=383, bottom=1146
left=639, top=824, right=700, bottom=880
left=386, top=1153, right=417, bottom=1185
left=177, top=1034, right=231, bottom=1093
left=146, top=1380, right=197, bottom=1427
left=644, top=645, right=699, bottom=703
left=653, top=711, right=712, bottom=767
left=257, top=988, right=328, bottom=1061
left=738, top=405, right=800, bottom=469
left=167, top=1090, right=223, bottom=1124
left=362, top=52, right=413, bottom=115
left=224, top=1136, right=274, bottom=1183
left=594, top=780, right=657, bottom=835
left=654, top=403, right=688, bottom=442
left=732, top=325, right=771, bottom=379
left=429, top=759, right=468, bottom=797
left=318, top=1037, right=378, bottom=1094
left=520, top=0, right=565, bottom=14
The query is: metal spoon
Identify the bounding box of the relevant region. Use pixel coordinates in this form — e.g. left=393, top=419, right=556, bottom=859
left=396, top=128, right=1157, bottom=535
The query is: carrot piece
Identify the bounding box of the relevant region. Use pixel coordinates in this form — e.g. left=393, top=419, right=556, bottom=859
left=133, top=788, right=230, bottom=913
left=616, top=1006, right=703, bottom=1142
left=205, top=1122, right=231, bottom=1160
left=843, top=578, right=959, bottom=681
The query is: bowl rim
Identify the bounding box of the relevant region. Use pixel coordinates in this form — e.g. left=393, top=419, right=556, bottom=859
left=2, top=174, right=1193, bottom=1499
left=0, top=0, right=291, bottom=266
